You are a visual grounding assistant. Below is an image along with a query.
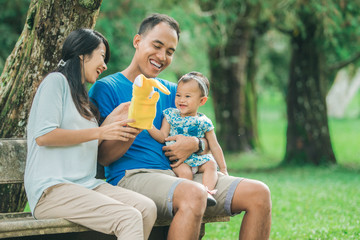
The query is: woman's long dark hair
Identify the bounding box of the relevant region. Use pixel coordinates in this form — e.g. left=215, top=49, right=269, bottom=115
left=56, top=29, right=110, bottom=122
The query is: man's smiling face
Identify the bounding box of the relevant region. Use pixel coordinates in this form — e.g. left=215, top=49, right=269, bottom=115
left=134, top=22, right=178, bottom=78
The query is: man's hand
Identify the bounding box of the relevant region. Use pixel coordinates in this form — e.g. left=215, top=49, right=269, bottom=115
left=163, top=135, right=198, bottom=167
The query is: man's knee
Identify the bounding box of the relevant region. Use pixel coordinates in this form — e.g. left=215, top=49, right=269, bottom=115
left=247, top=180, right=271, bottom=210
left=232, top=179, right=271, bottom=213
left=174, top=181, right=207, bottom=215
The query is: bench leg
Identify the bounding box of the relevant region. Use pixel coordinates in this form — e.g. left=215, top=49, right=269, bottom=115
left=149, top=226, right=169, bottom=240
left=148, top=223, right=205, bottom=240
left=199, top=223, right=205, bottom=239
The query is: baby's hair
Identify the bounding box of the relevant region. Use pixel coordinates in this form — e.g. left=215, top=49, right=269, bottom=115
left=178, top=71, right=210, bottom=97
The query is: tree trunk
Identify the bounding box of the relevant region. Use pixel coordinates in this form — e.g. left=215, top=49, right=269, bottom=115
left=284, top=16, right=336, bottom=165
left=0, top=0, right=103, bottom=138
left=210, top=20, right=259, bottom=152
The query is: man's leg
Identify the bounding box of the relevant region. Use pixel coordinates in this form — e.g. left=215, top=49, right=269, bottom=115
left=117, top=169, right=208, bottom=240
left=231, top=179, right=272, bottom=240
left=192, top=173, right=271, bottom=239
left=169, top=180, right=207, bottom=240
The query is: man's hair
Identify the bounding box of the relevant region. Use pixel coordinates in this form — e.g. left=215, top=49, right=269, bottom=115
left=138, top=13, right=180, bottom=40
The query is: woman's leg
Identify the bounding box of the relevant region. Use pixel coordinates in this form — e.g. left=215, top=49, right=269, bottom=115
left=34, top=183, right=155, bottom=240
left=95, top=183, right=157, bottom=240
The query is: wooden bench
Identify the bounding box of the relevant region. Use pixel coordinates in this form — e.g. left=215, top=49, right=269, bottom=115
left=0, top=138, right=229, bottom=240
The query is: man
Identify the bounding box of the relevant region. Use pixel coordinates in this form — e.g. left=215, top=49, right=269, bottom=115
left=89, top=13, right=271, bottom=240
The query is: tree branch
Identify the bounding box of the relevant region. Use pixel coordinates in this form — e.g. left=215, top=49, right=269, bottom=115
left=327, top=52, right=360, bottom=72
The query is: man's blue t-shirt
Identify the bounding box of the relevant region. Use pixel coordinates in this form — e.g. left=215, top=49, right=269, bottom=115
left=89, top=72, right=177, bottom=185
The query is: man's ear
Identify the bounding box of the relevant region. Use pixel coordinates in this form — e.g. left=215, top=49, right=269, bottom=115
left=133, top=34, right=141, bottom=48
left=79, top=55, right=83, bottom=60
left=200, top=96, right=208, bottom=106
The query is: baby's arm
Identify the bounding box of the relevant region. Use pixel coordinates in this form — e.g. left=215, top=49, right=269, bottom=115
left=147, top=117, right=171, bottom=143
left=205, top=130, right=228, bottom=175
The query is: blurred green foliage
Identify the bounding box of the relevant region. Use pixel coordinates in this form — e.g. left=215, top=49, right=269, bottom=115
left=2, top=0, right=360, bottom=95
left=0, top=0, right=31, bottom=71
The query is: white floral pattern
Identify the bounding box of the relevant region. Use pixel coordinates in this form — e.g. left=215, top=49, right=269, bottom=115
left=164, top=108, right=215, bottom=167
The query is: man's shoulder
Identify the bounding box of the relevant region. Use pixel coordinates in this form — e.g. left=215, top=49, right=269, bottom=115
left=96, top=72, right=125, bottom=85
left=91, top=72, right=131, bottom=94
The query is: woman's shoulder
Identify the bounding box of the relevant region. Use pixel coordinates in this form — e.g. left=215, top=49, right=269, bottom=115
left=42, top=72, right=67, bottom=86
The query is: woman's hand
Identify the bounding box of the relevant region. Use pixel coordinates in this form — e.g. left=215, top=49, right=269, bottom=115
left=102, top=102, right=131, bottom=126
left=99, top=119, right=140, bottom=141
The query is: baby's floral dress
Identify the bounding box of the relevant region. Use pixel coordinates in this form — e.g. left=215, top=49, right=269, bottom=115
left=163, top=108, right=215, bottom=167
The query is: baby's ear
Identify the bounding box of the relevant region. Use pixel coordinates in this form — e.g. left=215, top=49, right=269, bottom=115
left=200, top=96, right=208, bottom=106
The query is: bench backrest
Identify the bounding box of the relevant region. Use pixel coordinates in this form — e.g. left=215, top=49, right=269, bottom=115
left=0, top=139, right=27, bottom=212
left=0, top=138, right=105, bottom=213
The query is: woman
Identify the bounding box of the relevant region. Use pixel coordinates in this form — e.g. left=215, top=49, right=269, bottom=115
left=24, top=29, right=156, bottom=240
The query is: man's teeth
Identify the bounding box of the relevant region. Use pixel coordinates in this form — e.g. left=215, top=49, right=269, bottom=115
left=150, top=60, right=161, bottom=68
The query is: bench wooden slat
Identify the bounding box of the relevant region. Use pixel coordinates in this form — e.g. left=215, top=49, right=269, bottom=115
left=0, top=212, right=229, bottom=239
left=0, top=212, right=90, bottom=238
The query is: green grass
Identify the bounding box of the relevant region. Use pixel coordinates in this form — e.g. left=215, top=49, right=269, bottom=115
left=204, top=166, right=360, bottom=240
left=203, top=90, right=360, bottom=239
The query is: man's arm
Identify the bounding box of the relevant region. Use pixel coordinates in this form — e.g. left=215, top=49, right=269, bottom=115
left=96, top=102, right=141, bottom=166
left=98, top=136, right=137, bottom=166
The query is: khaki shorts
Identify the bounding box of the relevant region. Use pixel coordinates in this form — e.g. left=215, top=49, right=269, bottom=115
left=117, top=169, right=243, bottom=220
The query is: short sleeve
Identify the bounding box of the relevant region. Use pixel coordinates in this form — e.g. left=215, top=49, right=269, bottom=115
left=30, top=73, right=66, bottom=139
left=199, top=114, right=214, bottom=133
left=163, top=108, right=172, bottom=122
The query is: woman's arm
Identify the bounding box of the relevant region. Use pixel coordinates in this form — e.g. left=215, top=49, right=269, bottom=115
left=36, top=119, right=139, bottom=146
left=147, top=117, right=170, bottom=143
left=205, top=130, right=228, bottom=175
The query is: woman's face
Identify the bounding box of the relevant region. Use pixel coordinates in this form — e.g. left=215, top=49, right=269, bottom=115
left=82, top=42, right=107, bottom=84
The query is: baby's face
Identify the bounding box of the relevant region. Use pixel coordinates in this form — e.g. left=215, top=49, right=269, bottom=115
left=175, top=80, right=203, bottom=117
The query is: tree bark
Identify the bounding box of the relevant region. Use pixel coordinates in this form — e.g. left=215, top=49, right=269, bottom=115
left=0, top=0, right=102, bottom=138
left=284, top=14, right=336, bottom=165
left=208, top=2, right=262, bottom=152
left=210, top=19, right=259, bottom=152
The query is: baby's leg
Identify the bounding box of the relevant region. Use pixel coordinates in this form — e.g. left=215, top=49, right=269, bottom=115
left=198, top=160, right=218, bottom=190
left=172, top=163, right=193, bottom=180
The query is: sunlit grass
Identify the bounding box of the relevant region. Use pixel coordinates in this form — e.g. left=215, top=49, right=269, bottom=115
left=204, top=166, right=360, bottom=240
